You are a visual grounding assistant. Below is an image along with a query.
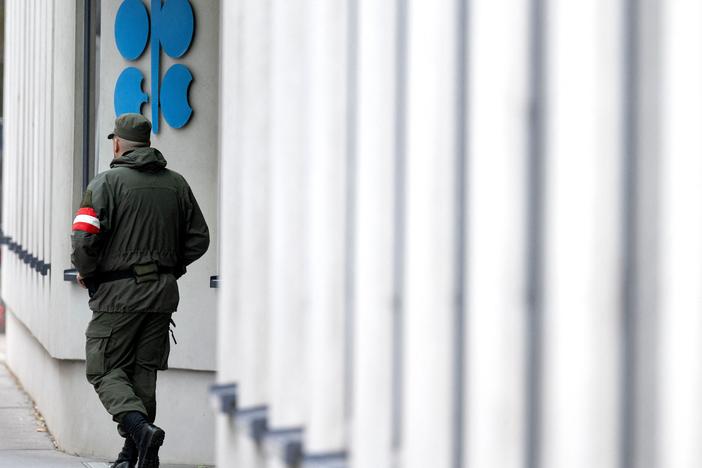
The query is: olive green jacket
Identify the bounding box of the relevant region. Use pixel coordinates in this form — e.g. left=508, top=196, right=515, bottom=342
left=71, top=147, right=210, bottom=313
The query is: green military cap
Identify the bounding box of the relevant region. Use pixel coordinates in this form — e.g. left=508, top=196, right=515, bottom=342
left=107, top=113, right=152, bottom=143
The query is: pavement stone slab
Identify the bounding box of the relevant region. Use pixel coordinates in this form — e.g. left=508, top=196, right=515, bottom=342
left=0, top=350, right=31, bottom=407
left=0, top=378, right=20, bottom=391
left=0, top=408, right=55, bottom=450
left=0, top=387, right=32, bottom=408
left=0, top=450, right=102, bottom=467
left=0, top=369, right=17, bottom=386
left=0, top=375, right=32, bottom=408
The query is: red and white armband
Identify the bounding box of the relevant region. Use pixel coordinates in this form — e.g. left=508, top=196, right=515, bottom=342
left=72, top=207, right=100, bottom=234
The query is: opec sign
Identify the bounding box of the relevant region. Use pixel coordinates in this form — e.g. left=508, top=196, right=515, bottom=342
left=114, top=0, right=195, bottom=134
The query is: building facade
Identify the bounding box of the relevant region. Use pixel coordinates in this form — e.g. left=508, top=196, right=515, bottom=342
left=2, top=0, right=219, bottom=464
left=3, top=1, right=702, bottom=468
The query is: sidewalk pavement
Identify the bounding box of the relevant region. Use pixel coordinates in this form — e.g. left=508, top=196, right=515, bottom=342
left=0, top=333, right=212, bottom=468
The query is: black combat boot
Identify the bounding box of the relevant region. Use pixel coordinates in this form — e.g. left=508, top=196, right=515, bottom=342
left=131, top=422, right=165, bottom=468
left=109, top=436, right=138, bottom=468
left=120, top=411, right=165, bottom=468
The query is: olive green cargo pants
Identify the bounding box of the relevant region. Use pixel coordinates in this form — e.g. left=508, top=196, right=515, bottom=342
left=85, top=312, right=172, bottom=426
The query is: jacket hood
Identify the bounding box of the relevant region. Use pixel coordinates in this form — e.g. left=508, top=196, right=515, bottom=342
left=110, top=147, right=167, bottom=172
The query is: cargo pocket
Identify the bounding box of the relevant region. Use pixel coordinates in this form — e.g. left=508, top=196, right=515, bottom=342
left=158, top=333, right=171, bottom=371
left=85, top=323, right=112, bottom=376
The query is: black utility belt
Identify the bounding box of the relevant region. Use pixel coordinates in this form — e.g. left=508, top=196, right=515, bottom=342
left=91, top=263, right=175, bottom=286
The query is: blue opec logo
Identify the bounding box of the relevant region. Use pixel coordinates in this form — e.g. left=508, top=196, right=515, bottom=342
left=114, top=0, right=195, bottom=134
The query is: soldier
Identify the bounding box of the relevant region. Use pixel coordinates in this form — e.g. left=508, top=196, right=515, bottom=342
left=71, top=114, right=210, bottom=468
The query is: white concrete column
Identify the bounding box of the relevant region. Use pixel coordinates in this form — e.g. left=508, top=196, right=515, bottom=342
left=18, top=0, right=29, bottom=324
left=2, top=0, right=16, bottom=305
left=303, top=0, right=349, bottom=457
left=38, top=0, right=46, bottom=270
left=541, top=1, right=623, bottom=468
left=16, top=0, right=25, bottom=303
left=402, top=0, right=461, bottom=467
left=237, top=0, right=272, bottom=412
left=27, top=0, right=35, bottom=277
left=11, top=0, right=21, bottom=307
left=32, top=0, right=45, bottom=327
left=27, top=0, right=35, bottom=275
left=217, top=14, right=242, bottom=468
left=267, top=0, right=309, bottom=436
left=350, top=0, right=398, bottom=466
left=228, top=0, right=273, bottom=466
left=217, top=0, right=242, bottom=387
left=38, top=0, right=48, bottom=267
left=41, top=0, right=54, bottom=310
left=34, top=0, right=41, bottom=280
left=466, top=0, right=530, bottom=467
left=658, top=1, right=702, bottom=467
left=29, top=0, right=36, bottom=267
left=31, top=0, right=40, bottom=330
left=49, top=0, right=78, bottom=354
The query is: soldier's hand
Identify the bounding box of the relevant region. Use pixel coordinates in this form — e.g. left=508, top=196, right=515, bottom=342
left=76, top=273, right=87, bottom=289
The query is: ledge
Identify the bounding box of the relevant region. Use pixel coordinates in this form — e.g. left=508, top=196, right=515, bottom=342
left=264, top=427, right=304, bottom=466
left=208, top=382, right=238, bottom=415
left=236, top=405, right=268, bottom=443
left=63, top=269, right=79, bottom=282
left=1, top=233, right=51, bottom=276
left=303, top=452, right=348, bottom=468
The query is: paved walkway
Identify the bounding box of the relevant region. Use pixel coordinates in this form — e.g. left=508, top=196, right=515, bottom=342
left=0, top=336, right=103, bottom=466
left=0, top=333, right=210, bottom=468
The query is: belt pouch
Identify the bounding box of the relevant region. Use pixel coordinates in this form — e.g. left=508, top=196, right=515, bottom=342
left=132, top=263, right=159, bottom=284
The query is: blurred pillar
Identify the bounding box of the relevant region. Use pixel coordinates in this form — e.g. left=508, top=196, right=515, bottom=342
left=402, top=0, right=463, bottom=466
left=267, top=0, right=309, bottom=439
left=303, top=0, right=349, bottom=459
left=350, top=0, right=399, bottom=466
left=216, top=0, right=242, bottom=464
left=235, top=0, right=274, bottom=467
left=658, top=1, right=702, bottom=467
left=541, top=1, right=623, bottom=468
left=238, top=0, right=272, bottom=424
left=217, top=0, right=242, bottom=387
left=466, top=0, right=530, bottom=467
